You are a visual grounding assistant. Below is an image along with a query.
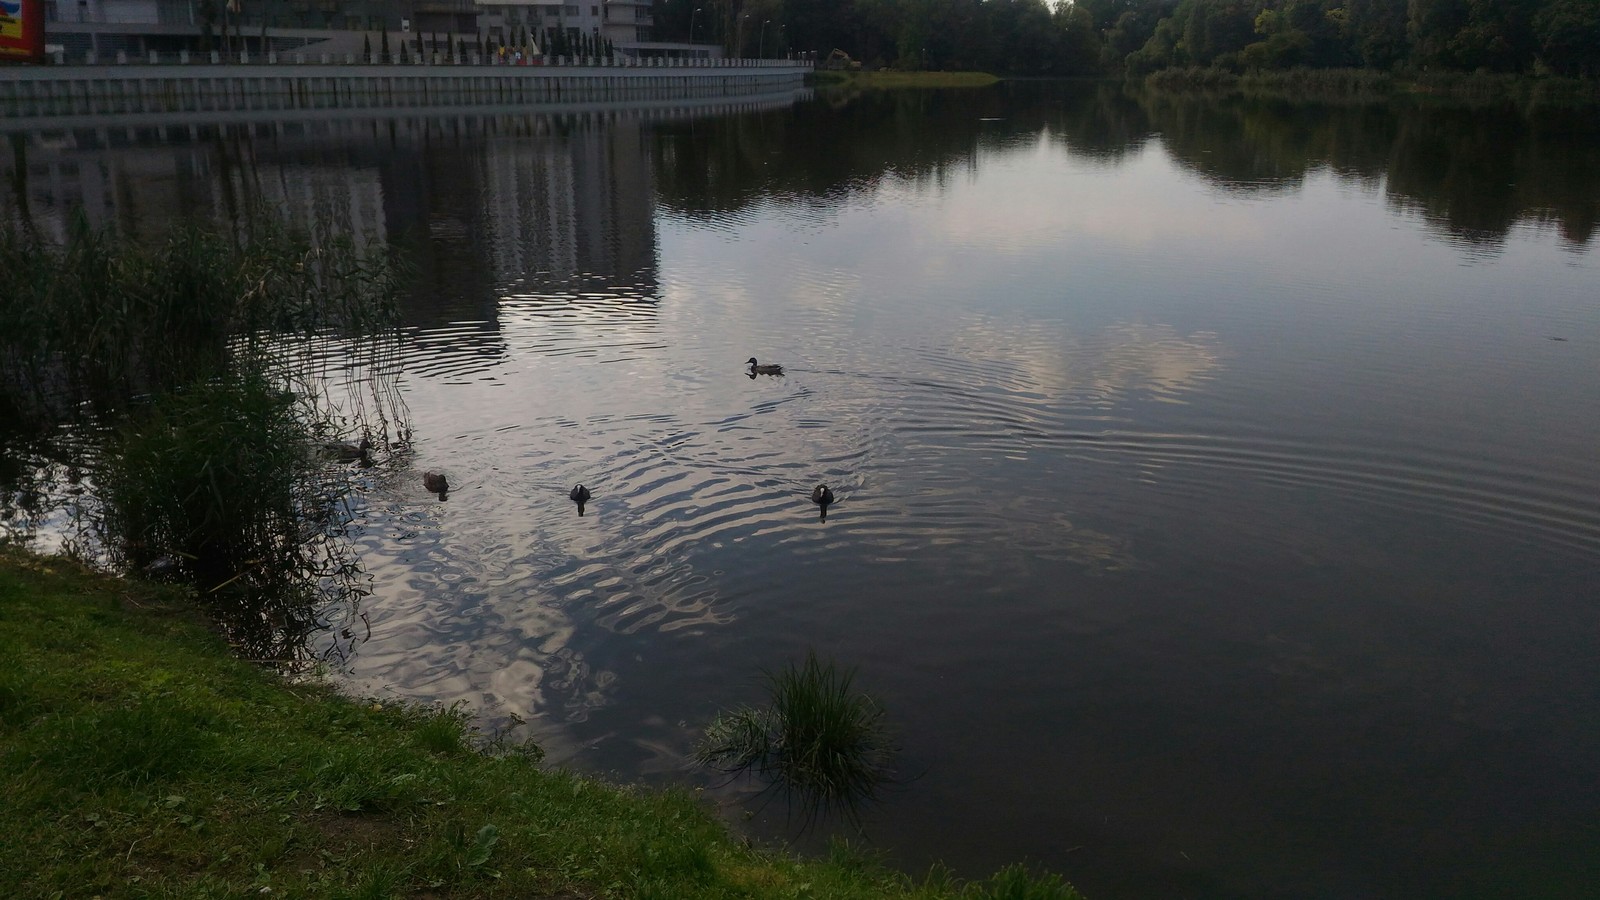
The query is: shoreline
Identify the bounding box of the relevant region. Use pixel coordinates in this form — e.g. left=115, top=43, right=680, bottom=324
left=1140, top=66, right=1600, bottom=105
left=0, top=548, right=1081, bottom=898
left=810, top=70, right=1001, bottom=90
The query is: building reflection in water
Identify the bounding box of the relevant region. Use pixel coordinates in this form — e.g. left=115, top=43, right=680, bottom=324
left=2, top=93, right=804, bottom=366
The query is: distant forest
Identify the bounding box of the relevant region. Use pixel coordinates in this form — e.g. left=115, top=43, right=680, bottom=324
left=654, top=0, right=1600, bottom=79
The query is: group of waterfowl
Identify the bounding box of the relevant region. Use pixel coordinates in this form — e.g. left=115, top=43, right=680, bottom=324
left=749, top=358, right=836, bottom=521
left=330, top=356, right=836, bottom=521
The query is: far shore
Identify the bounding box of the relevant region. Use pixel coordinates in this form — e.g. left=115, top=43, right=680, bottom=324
left=810, top=70, right=1001, bottom=89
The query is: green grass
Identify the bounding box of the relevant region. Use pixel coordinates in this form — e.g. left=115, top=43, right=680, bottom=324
left=697, top=651, right=896, bottom=827
left=0, top=549, right=1084, bottom=899
left=811, top=70, right=1001, bottom=90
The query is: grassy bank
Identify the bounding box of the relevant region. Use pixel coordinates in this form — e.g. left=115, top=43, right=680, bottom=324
left=0, top=549, right=1081, bottom=899
left=811, top=70, right=1000, bottom=90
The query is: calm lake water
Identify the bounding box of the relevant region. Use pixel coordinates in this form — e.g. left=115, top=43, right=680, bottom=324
left=4, top=82, right=1599, bottom=898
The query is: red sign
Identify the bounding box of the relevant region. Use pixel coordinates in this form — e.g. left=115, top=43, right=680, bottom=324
left=0, top=0, right=45, bottom=63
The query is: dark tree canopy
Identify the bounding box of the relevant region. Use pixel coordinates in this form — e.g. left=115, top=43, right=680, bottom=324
left=649, top=0, right=1599, bottom=77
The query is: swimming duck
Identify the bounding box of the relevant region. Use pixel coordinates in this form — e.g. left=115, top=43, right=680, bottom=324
left=423, top=472, right=449, bottom=498
left=812, top=484, right=835, bottom=522
left=321, top=437, right=372, bottom=465
left=747, top=357, right=784, bottom=376
left=570, top=484, right=592, bottom=516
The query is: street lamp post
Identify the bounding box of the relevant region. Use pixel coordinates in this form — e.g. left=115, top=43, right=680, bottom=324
left=759, top=18, right=770, bottom=59
left=737, top=12, right=749, bottom=59
left=689, top=6, right=701, bottom=45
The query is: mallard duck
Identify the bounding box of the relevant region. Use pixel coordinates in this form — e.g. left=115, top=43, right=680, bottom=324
left=570, top=484, right=592, bottom=516
left=747, top=357, right=784, bottom=376
left=321, top=437, right=372, bottom=465
left=423, top=472, right=449, bottom=498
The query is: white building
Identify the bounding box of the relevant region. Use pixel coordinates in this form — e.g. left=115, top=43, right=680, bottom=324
left=599, top=0, right=651, bottom=47
left=473, top=1, right=616, bottom=52
left=43, top=0, right=714, bottom=60
left=470, top=0, right=716, bottom=58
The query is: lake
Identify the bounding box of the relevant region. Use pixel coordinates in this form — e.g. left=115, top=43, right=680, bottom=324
left=3, top=81, right=1598, bottom=898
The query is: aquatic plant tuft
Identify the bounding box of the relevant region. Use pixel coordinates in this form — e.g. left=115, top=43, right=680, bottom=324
left=696, top=650, right=897, bottom=827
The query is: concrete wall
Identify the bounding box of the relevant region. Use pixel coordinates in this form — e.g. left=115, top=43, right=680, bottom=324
left=0, top=60, right=812, bottom=122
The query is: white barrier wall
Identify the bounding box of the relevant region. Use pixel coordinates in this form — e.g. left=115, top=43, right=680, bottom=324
left=0, top=62, right=813, bottom=120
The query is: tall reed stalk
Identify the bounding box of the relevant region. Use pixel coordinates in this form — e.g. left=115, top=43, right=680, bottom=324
left=0, top=213, right=403, bottom=422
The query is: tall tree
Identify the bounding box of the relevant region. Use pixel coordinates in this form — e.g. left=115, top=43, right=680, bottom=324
left=1343, top=0, right=1410, bottom=68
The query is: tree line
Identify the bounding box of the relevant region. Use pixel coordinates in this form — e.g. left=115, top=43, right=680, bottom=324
left=652, top=0, right=1600, bottom=78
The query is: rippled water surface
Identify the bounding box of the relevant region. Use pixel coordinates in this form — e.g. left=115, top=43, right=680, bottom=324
left=5, top=83, right=1599, bottom=898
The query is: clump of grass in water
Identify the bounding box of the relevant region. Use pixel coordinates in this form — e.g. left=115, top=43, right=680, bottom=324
left=696, top=651, right=896, bottom=827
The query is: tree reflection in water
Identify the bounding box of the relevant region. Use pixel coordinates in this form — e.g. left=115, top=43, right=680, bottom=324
left=651, top=82, right=1598, bottom=250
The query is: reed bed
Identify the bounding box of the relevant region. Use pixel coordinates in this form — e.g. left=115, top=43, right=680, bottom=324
left=0, top=214, right=402, bottom=418
left=95, top=372, right=366, bottom=658
left=1143, top=66, right=1599, bottom=107
left=0, top=213, right=406, bottom=658
left=1145, top=66, right=1395, bottom=100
